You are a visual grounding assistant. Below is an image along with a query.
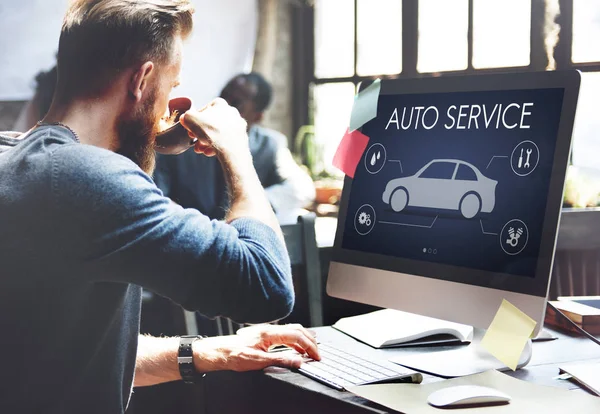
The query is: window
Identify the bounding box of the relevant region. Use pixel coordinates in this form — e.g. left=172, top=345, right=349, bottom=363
left=572, top=0, right=600, bottom=63
left=571, top=72, right=600, bottom=170
left=569, top=1, right=600, bottom=170
left=311, top=82, right=356, bottom=174
left=306, top=0, right=592, bottom=181
left=419, top=162, right=457, bottom=179
left=418, top=0, right=468, bottom=73
left=455, top=164, right=478, bottom=181
left=357, top=0, right=403, bottom=76
left=314, top=0, right=354, bottom=78
left=472, top=0, right=531, bottom=69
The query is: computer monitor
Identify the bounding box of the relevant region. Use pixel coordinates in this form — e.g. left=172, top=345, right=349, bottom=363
left=327, top=71, right=580, bottom=339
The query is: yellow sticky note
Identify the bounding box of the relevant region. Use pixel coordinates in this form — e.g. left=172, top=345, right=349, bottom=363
left=480, top=299, right=537, bottom=371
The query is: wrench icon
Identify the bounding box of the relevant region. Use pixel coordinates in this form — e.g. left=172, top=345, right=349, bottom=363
left=524, top=148, right=533, bottom=169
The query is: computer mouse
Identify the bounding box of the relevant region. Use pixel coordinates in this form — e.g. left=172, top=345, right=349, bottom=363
left=427, top=385, right=511, bottom=408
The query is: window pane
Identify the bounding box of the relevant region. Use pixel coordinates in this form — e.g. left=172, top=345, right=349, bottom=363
left=572, top=0, right=600, bottom=63
left=418, top=0, right=468, bottom=73
left=456, top=164, right=478, bottom=181
left=473, top=0, right=531, bottom=69
left=419, top=162, right=456, bottom=179
left=312, top=83, right=356, bottom=175
left=572, top=72, right=600, bottom=170
left=357, top=0, right=402, bottom=76
left=315, top=0, right=355, bottom=78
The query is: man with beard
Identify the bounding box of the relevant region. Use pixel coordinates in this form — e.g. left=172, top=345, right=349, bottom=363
left=0, top=1, right=319, bottom=413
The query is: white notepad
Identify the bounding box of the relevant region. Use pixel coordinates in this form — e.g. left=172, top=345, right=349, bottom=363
left=333, top=309, right=473, bottom=348
left=560, top=362, right=600, bottom=396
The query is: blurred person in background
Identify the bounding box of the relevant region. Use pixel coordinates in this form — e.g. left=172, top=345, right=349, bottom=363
left=154, top=72, right=315, bottom=223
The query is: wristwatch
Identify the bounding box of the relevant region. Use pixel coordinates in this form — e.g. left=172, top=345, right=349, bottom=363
left=178, top=335, right=206, bottom=384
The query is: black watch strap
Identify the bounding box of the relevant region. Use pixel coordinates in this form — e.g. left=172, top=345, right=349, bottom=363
left=178, top=335, right=206, bottom=384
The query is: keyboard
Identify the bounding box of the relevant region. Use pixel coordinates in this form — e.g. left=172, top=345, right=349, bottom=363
left=297, top=343, right=423, bottom=391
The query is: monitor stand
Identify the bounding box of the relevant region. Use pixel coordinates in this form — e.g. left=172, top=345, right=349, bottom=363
left=389, top=328, right=533, bottom=378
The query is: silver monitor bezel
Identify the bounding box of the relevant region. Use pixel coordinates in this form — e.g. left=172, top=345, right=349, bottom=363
left=327, top=71, right=580, bottom=333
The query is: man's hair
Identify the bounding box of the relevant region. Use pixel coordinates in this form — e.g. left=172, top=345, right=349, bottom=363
left=240, top=72, right=273, bottom=112
left=57, top=0, right=194, bottom=99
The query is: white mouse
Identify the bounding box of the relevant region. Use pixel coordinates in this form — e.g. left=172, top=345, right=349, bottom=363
left=427, top=385, right=511, bottom=408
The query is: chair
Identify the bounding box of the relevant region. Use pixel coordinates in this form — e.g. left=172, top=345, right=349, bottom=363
left=281, top=212, right=324, bottom=327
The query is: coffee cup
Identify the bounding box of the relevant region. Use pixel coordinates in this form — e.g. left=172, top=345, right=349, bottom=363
left=155, top=97, right=197, bottom=155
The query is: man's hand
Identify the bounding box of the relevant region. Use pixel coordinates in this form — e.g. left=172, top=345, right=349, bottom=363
left=179, top=98, right=249, bottom=158
left=193, top=324, right=321, bottom=373
left=179, top=98, right=282, bottom=235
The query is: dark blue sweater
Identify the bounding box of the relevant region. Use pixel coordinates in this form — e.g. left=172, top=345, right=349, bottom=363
left=0, top=126, right=293, bottom=413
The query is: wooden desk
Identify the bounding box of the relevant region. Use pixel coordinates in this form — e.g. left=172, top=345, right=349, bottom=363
left=201, top=326, right=600, bottom=414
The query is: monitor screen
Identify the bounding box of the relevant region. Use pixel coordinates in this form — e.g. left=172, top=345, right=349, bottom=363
left=341, top=87, right=565, bottom=279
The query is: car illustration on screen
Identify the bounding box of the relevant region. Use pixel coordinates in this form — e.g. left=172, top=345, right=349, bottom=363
left=382, top=159, right=497, bottom=219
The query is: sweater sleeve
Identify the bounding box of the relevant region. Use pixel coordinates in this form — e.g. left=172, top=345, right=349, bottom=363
left=50, top=145, right=294, bottom=323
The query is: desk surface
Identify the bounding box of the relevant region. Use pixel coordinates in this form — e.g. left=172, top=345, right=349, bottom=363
left=203, top=326, right=600, bottom=414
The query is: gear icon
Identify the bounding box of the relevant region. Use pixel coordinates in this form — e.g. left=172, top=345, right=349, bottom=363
left=358, top=212, right=371, bottom=226
left=354, top=205, right=376, bottom=235
left=358, top=212, right=368, bottom=225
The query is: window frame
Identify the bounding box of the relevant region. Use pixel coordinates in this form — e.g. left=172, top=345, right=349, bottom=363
left=419, top=161, right=458, bottom=180
left=456, top=162, right=479, bottom=182
left=293, top=0, right=598, bottom=161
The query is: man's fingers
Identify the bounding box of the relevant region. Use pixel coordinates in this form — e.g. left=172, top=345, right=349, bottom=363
left=193, top=137, right=215, bottom=155
left=194, top=146, right=217, bottom=157
left=239, top=324, right=321, bottom=361
left=179, top=111, right=209, bottom=138
left=209, top=97, right=228, bottom=107
left=203, top=148, right=217, bottom=157
left=266, top=330, right=320, bottom=362
left=258, top=350, right=303, bottom=370
left=229, top=348, right=303, bottom=372
left=276, top=324, right=319, bottom=356
left=286, top=323, right=318, bottom=346
left=291, top=332, right=321, bottom=361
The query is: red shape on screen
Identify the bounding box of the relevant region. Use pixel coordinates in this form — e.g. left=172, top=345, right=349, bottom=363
left=332, top=129, right=370, bottom=179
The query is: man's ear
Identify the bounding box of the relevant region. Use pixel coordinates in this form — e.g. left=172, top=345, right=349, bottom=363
left=129, top=61, right=154, bottom=102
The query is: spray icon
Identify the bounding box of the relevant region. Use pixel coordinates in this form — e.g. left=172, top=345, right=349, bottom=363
left=370, top=151, right=381, bottom=166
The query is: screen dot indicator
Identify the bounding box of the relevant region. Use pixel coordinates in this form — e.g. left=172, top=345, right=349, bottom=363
left=423, top=248, right=427, bottom=253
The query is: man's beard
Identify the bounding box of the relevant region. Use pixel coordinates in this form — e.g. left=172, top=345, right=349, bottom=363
left=116, top=90, right=159, bottom=175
